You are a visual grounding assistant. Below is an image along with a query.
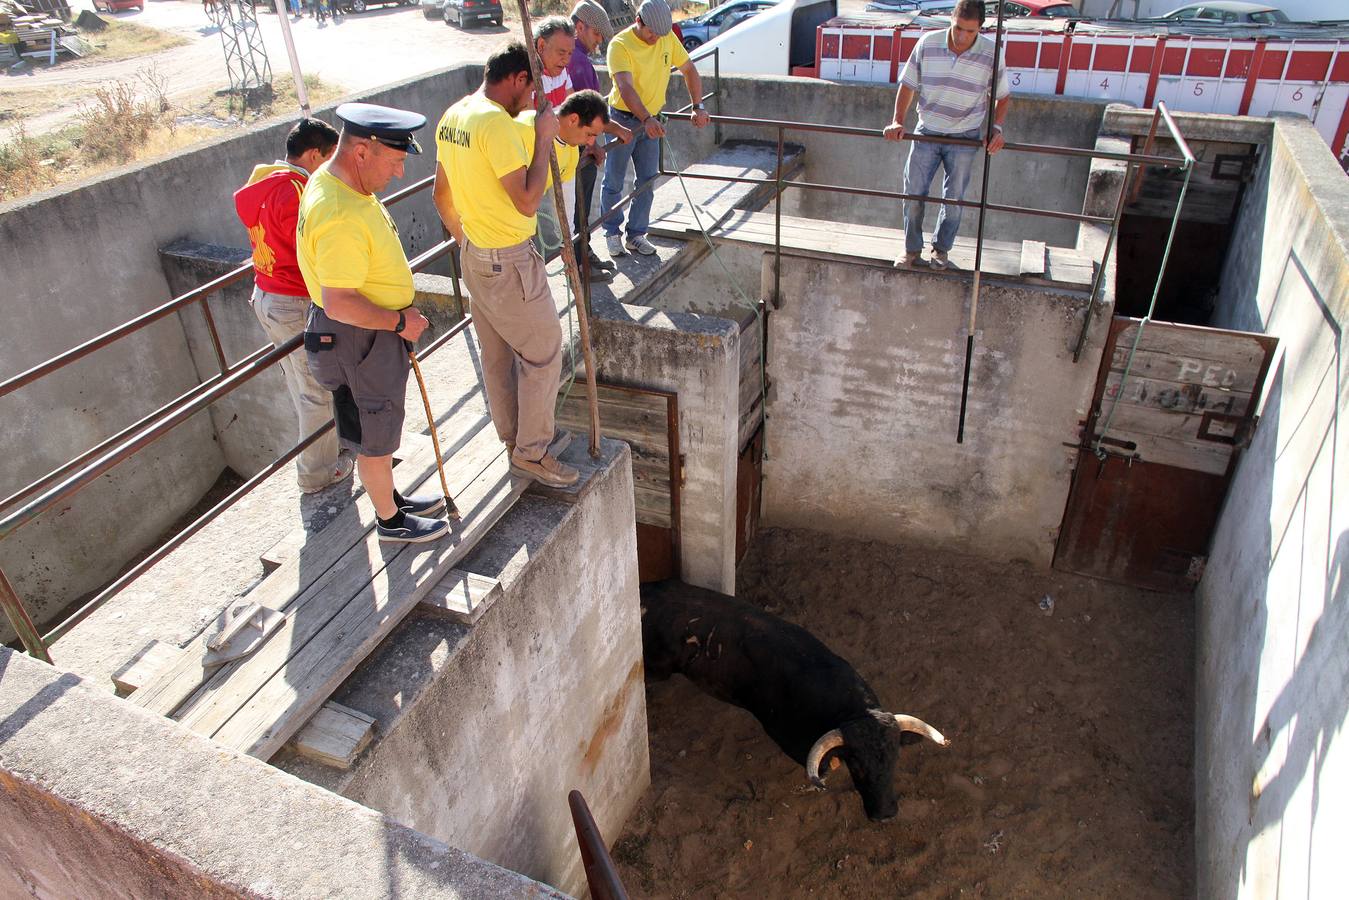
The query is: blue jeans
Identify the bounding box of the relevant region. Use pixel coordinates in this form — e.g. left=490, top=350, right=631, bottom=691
left=600, top=108, right=660, bottom=239
left=903, top=127, right=980, bottom=254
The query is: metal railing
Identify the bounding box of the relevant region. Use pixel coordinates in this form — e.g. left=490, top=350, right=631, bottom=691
left=0, top=178, right=462, bottom=662
left=0, top=57, right=1193, bottom=662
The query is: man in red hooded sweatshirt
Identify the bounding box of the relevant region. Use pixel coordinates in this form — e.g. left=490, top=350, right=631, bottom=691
left=235, top=117, right=353, bottom=494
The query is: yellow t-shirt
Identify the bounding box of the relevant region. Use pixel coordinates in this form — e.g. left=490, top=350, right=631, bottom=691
left=606, top=27, right=690, bottom=116
left=296, top=166, right=413, bottom=311
left=514, top=110, right=580, bottom=186
left=436, top=92, right=534, bottom=249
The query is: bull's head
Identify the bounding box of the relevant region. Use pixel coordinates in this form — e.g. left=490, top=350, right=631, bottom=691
left=805, top=711, right=948, bottom=822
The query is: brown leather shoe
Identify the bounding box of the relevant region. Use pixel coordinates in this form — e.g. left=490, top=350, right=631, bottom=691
left=510, top=452, right=579, bottom=487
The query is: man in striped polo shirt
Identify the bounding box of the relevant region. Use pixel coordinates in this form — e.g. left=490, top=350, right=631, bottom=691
left=883, top=0, right=1010, bottom=270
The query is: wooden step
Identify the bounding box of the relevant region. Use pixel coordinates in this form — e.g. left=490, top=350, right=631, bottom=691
left=132, top=424, right=524, bottom=760
left=113, top=640, right=376, bottom=769
left=418, top=570, right=502, bottom=625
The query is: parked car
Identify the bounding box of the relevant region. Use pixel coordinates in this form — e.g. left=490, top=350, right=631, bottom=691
left=444, top=0, right=502, bottom=28
left=339, top=0, right=415, bottom=11
left=1154, top=2, right=1290, bottom=24
left=94, top=0, right=144, bottom=11
left=679, top=0, right=776, bottom=51
left=420, top=0, right=445, bottom=17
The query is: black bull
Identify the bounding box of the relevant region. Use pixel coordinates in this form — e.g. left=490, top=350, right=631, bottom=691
left=640, top=579, right=948, bottom=822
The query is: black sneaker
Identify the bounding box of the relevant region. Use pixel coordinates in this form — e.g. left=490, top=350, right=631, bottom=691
left=377, top=513, right=450, bottom=544
left=588, top=266, right=615, bottom=284
left=397, top=492, right=445, bottom=517
left=587, top=249, right=617, bottom=273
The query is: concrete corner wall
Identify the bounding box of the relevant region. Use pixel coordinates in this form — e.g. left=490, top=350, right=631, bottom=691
left=0, top=649, right=562, bottom=899
left=279, top=439, right=646, bottom=896
left=591, top=301, right=741, bottom=594
left=1195, top=113, right=1349, bottom=900
left=762, top=252, right=1107, bottom=565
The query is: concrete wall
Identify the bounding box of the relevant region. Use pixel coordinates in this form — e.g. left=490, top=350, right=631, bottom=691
left=761, top=251, right=1110, bottom=566
left=0, top=649, right=562, bottom=899
left=591, top=300, right=742, bottom=595
left=658, top=73, right=1107, bottom=248
left=1195, top=114, right=1349, bottom=900
left=280, top=440, right=647, bottom=896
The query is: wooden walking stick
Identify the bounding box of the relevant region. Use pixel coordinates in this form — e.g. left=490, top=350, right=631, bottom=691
left=408, top=346, right=460, bottom=520
left=515, top=0, right=604, bottom=459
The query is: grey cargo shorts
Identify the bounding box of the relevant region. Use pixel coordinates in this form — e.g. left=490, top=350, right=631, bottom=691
left=304, top=304, right=409, bottom=458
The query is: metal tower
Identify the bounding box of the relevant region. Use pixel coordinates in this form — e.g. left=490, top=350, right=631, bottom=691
left=215, top=0, right=273, bottom=114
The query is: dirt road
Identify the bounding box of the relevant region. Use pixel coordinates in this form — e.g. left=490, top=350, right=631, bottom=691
left=1, top=0, right=524, bottom=139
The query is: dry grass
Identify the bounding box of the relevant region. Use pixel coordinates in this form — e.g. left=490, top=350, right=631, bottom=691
left=185, top=74, right=347, bottom=123
left=0, top=71, right=344, bottom=203
left=83, top=18, right=190, bottom=62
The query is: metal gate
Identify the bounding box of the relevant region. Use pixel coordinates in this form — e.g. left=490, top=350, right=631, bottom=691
left=1054, top=315, right=1278, bottom=591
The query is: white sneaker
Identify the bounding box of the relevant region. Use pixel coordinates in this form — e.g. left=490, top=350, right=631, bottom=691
left=605, top=234, right=626, bottom=258
left=624, top=234, right=658, bottom=256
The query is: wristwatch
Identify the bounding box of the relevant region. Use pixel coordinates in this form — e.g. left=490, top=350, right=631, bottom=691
left=693, top=103, right=706, bottom=111
left=394, top=310, right=406, bottom=334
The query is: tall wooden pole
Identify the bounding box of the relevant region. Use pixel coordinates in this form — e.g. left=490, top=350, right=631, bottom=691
left=515, top=0, right=604, bottom=458
left=955, top=0, right=1006, bottom=444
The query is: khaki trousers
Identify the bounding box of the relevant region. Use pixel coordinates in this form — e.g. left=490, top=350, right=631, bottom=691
left=460, top=239, right=562, bottom=462
left=251, top=287, right=341, bottom=490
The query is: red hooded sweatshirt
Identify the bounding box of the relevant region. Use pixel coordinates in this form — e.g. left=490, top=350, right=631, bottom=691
left=234, top=161, right=309, bottom=297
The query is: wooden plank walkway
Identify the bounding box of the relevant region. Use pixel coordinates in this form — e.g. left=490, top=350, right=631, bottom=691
left=649, top=208, right=1096, bottom=290
left=133, top=424, right=528, bottom=760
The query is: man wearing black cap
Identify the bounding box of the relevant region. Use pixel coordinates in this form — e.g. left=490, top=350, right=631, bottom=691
left=299, top=102, right=450, bottom=544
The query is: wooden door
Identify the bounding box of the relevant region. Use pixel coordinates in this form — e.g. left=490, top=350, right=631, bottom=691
left=1054, top=316, right=1277, bottom=591
left=556, top=381, right=681, bottom=583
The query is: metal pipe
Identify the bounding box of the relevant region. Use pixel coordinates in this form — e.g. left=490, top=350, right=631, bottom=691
left=197, top=293, right=231, bottom=374
left=0, top=344, right=272, bottom=515
left=1156, top=102, right=1197, bottom=163
left=40, top=315, right=477, bottom=646
left=272, top=0, right=310, bottom=115
left=662, top=110, right=1186, bottom=168
left=0, top=264, right=252, bottom=400
left=0, top=566, right=51, bottom=662
left=0, top=337, right=303, bottom=541
left=654, top=168, right=1115, bottom=226
left=381, top=173, right=436, bottom=206
left=713, top=48, right=722, bottom=146
left=956, top=0, right=1007, bottom=445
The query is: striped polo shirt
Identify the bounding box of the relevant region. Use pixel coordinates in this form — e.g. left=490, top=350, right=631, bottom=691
left=899, top=29, right=1010, bottom=136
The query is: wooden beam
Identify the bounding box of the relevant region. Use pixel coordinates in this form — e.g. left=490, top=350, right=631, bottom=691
left=112, top=640, right=185, bottom=695
left=289, top=702, right=376, bottom=769
left=418, top=569, right=503, bottom=625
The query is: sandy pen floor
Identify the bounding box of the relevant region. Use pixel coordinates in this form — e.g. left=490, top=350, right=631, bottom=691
left=613, top=527, right=1194, bottom=898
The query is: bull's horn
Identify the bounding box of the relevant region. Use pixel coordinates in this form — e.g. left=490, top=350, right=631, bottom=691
left=893, top=714, right=949, bottom=746
left=805, top=729, right=845, bottom=787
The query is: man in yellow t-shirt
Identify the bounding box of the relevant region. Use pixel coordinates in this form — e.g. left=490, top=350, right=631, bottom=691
left=432, top=42, right=579, bottom=489
left=599, top=0, right=710, bottom=259
left=299, top=102, right=450, bottom=545
left=514, top=90, right=610, bottom=260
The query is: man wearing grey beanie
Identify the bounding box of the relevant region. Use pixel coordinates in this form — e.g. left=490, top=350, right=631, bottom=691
left=599, top=0, right=710, bottom=259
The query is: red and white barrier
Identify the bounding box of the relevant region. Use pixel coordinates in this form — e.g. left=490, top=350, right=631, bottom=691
left=816, top=22, right=1349, bottom=162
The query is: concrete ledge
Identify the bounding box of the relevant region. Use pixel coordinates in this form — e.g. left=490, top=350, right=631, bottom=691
left=278, top=438, right=646, bottom=896
left=0, top=650, right=561, bottom=899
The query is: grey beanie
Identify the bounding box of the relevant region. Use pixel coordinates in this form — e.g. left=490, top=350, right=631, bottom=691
left=637, top=0, right=673, bottom=36
left=570, top=0, right=614, bottom=41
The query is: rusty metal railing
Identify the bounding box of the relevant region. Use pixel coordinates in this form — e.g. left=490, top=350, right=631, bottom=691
left=1, top=75, right=1193, bottom=662
left=568, top=790, right=629, bottom=900
left=0, top=177, right=460, bottom=662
